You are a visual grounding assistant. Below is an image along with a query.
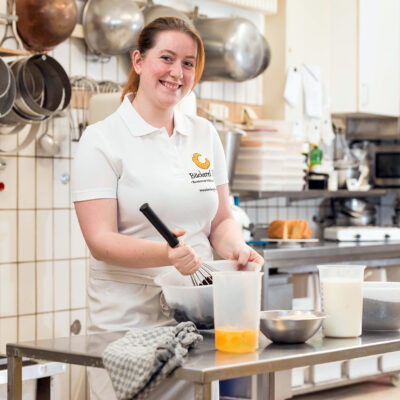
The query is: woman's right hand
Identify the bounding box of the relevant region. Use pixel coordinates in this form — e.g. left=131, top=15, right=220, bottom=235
left=167, top=229, right=201, bottom=276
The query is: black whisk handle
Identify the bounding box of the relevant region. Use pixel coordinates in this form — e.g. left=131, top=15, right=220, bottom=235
left=139, top=203, right=179, bottom=248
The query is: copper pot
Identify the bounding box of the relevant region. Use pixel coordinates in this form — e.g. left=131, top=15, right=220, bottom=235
left=16, top=0, right=77, bottom=51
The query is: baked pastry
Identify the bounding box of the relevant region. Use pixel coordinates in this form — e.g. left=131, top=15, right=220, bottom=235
left=267, top=220, right=312, bottom=239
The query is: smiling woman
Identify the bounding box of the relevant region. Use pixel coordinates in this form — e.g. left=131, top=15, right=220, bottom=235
left=71, top=16, right=263, bottom=400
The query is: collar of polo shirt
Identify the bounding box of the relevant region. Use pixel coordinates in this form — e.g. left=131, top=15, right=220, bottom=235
left=118, top=93, right=190, bottom=137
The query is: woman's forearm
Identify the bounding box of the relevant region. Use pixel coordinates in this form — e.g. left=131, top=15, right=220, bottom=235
left=209, top=217, right=244, bottom=259
left=88, top=231, right=170, bottom=268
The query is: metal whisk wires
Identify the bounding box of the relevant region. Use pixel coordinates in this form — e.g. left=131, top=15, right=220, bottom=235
left=190, top=262, right=216, bottom=286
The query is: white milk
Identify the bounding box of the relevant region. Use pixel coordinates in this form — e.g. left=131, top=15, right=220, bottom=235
left=321, top=279, right=363, bottom=337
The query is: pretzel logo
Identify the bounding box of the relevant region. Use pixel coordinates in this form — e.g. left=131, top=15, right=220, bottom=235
left=192, top=153, right=210, bottom=169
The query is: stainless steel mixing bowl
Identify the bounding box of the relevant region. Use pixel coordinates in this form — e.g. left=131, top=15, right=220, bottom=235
left=260, top=310, right=326, bottom=344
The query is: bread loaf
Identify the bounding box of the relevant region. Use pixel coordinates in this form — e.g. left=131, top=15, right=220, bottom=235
left=267, top=220, right=312, bottom=239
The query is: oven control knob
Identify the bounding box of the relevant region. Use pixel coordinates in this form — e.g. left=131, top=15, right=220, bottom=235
left=354, top=234, right=361, bottom=240
left=385, top=234, right=390, bottom=240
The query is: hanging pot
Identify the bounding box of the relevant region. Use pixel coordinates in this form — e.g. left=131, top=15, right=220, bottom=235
left=0, top=59, right=16, bottom=119
left=16, top=0, right=78, bottom=51
left=0, top=54, right=71, bottom=126
left=83, top=0, right=144, bottom=56
left=194, top=17, right=268, bottom=82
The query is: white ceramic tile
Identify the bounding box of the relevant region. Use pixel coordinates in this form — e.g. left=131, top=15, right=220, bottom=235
left=18, top=210, right=35, bottom=262
left=36, top=158, right=53, bottom=208
left=53, top=39, right=70, bottom=74
left=256, top=75, right=263, bottom=105
left=87, top=57, right=102, bottom=80
left=234, top=81, right=247, bottom=103
left=0, top=210, right=17, bottom=263
left=70, top=38, right=86, bottom=76
left=117, top=55, right=130, bottom=84
left=18, top=157, right=35, bottom=209
left=37, top=312, right=54, bottom=340
left=36, top=261, right=53, bottom=313
left=102, top=55, right=118, bottom=80
left=198, top=82, right=212, bottom=99
left=18, top=262, right=36, bottom=315
left=71, top=211, right=86, bottom=258
left=0, top=155, right=17, bottom=209
left=245, top=77, right=259, bottom=105
left=53, top=366, right=70, bottom=400
left=0, top=264, right=17, bottom=316
left=36, top=210, right=53, bottom=260
left=54, top=261, right=70, bottom=311
left=70, top=365, right=86, bottom=400
left=70, top=309, right=87, bottom=335
left=54, top=210, right=70, bottom=259
left=53, top=159, right=70, bottom=208
left=71, top=259, right=86, bottom=309
left=54, top=310, right=70, bottom=337
left=212, top=82, right=224, bottom=101
left=223, top=82, right=236, bottom=102
left=0, top=317, right=17, bottom=354
left=0, top=131, right=17, bottom=152
left=17, top=124, right=36, bottom=156
left=18, top=315, right=35, bottom=342
left=54, top=116, right=71, bottom=158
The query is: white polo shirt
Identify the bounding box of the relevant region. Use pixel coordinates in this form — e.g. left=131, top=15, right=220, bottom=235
left=72, top=93, right=228, bottom=283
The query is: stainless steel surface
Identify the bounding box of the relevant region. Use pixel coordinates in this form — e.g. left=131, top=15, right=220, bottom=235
left=16, top=0, right=77, bottom=51
left=0, top=59, right=15, bottom=118
left=0, top=57, right=10, bottom=98
left=83, top=0, right=144, bottom=57
left=236, top=189, right=388, bottom=201
left=217, top=127, right=245, bottom=184
left=7, top=331, right=400, bottom=385
left=346, top=117, right=398, bottom=140
left=259, top=310, right=326, bottom=344
left=194, top=17, right=268, bottom=82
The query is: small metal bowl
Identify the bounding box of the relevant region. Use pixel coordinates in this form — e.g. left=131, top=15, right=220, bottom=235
left=260, top=310, right=326, bottom=344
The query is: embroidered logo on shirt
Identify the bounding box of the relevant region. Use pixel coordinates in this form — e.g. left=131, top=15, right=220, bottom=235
left=192, top=153, right=210, bottom=169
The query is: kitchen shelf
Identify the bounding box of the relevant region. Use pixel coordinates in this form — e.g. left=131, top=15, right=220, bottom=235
left=0, top=47, right=30, bottom=57
left=236, top=189, right=388, bottom=202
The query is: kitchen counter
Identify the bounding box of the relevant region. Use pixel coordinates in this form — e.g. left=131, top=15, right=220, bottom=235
left=258, top=240, right=400, bottom=270
left=7, top=330, right=400, bottom=400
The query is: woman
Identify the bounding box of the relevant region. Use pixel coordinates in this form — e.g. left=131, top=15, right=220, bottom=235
left=72, top=17, right=264, bottom=400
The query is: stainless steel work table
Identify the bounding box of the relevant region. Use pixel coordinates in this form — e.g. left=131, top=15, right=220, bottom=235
left=7, top=330, right=400, bottom=400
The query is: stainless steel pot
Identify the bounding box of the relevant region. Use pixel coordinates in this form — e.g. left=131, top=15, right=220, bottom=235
left=217, top=126, right=246, bottom=184
left=0, top=60, right=15, bottom=119
left=16, top=0, right=77, bottom=51
left=0, top=58, right=11, bottom=99
left=194, top=17, right=269, bottom=82
left=83, top=0, right=144, bottom=56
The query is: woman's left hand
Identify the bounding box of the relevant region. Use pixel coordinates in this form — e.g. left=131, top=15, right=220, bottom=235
left=231, top=243, right=264, bottom=268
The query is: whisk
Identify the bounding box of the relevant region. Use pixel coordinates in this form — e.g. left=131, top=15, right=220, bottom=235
left=140, top=203, right=215, bottom=286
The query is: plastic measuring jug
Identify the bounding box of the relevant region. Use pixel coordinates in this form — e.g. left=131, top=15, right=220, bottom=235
left=213, top=271, right=263, bottom=352
left=318, top=265, right=365, bottom=338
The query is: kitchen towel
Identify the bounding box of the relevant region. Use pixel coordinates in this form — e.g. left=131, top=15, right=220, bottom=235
left=102, top=322, right=203, bottom=400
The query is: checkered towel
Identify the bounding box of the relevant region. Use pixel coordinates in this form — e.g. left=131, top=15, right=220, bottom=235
left=102, top=322, right=202, bottom=400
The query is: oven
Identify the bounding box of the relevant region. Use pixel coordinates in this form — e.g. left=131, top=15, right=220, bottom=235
left=370, top=144, right=400, bottom=187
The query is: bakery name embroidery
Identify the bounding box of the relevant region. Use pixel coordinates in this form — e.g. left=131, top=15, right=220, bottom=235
left=189, top=153, right=216, bottom=191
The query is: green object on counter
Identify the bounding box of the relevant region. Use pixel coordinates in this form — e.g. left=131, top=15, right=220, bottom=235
left=309, top=144, right=322, bottom=169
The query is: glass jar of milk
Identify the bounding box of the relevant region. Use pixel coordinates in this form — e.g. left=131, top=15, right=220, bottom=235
left=318, top=265, right=366, bottom=338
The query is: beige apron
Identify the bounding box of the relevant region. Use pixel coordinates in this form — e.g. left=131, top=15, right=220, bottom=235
left=87, top=269, right=219, bottom=400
